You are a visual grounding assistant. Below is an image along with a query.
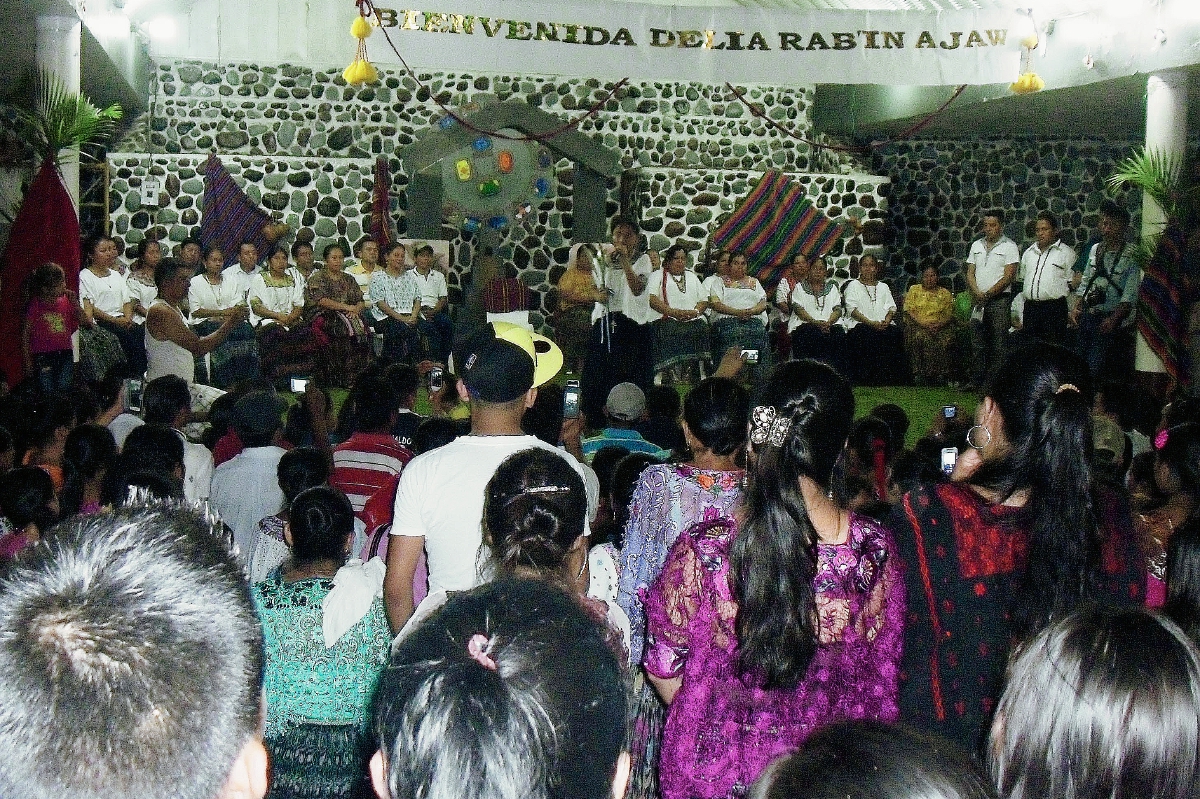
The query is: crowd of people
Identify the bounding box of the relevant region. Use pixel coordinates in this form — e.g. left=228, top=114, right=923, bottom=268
left=0, top=197, right=1197, bottom=799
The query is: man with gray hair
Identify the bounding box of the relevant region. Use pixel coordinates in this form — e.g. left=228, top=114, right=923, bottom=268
left=0, top=504, right=268, bottom=799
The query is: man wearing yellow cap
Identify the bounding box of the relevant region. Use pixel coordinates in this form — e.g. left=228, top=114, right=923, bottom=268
left=382, top=322, right=590, bottom=631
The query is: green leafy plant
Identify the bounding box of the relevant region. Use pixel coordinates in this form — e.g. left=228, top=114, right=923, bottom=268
left=1107, top=147, right=1180, bottom=218
left=9, top=68, right=122, bottom=166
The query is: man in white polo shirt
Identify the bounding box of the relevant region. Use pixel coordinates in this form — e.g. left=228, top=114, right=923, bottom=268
left=965, top=208, right=1020, bottom=386
left=1019, top=210, right=1078, bottom=342
left=382, top=321, right=591, bottom=632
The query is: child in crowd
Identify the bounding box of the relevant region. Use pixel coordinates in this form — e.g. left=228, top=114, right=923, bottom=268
left=22, top=263, right=80, bottom=395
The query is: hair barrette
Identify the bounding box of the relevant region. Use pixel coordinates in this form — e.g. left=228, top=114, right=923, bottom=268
left=522, top=485, right=572, bottom=495
left=467, top=633, right=497, bottom=672
left=1055, top=383, right=1080, bottom=395
left=1155, top=429, right=1169, bottom=451
left=750, top=405, right=791, bottom=448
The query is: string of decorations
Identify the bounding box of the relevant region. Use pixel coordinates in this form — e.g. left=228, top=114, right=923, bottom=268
left=348, top=0, right=629, bottom=143
left=723, top=82, right=969, bottom=155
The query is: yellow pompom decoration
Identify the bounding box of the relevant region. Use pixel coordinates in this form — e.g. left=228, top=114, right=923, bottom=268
left=1009, top=72, right=1045, bottom=95
left=351, top=16, right=373, bottom=39
left=344, top=14, right=379, bottom=86
left=1019, top=34, right=1039, bottom=50
left=343, top=58, right=379, bottom=86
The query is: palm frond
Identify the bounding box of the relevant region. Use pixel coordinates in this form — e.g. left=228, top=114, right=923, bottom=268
left=1107, top=147, right=1181, bottom=217
left=9, top=68, right=122, bottom=166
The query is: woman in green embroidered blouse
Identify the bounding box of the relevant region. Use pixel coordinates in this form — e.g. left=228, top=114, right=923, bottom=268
left=252, top=485, right=390, bottom=799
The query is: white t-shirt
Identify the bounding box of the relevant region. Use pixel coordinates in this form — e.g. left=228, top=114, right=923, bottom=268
left=646, top=269, right=707, bottom=323
left=126, top=274, right=158, bottom=325
left=79, top=268, right=133, bottom=317
left=188, top=275, right=242, bottom=320
left=247, top=272, right=304, bottom=326
left=787, top=281, right=842, bottom=332
left=221, top=264, right=258, bottom=305
left=966, top=236, right=1020, bottom=294
left=411, top=269, right=448, bottom=310
left=1020, top=240, right=1078, bottom=301
left=709, top=276, right=768, bottom=326
left=592, top=253, right=653, bottom=324
left=843, top=280, right=897, bottom=329
left=390, top=435, right=590, bottom=595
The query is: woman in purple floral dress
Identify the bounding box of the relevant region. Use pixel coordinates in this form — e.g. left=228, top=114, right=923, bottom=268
left=643, top=360, right=905, bottom=799
left=618, top=377, right=748, bottom=799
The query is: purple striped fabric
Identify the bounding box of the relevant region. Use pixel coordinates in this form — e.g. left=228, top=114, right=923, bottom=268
left=371, top=156, right=394, bottom=248
left=200, top=154, right=272, bottom=267
left=710, top=170, right=847, bottom=292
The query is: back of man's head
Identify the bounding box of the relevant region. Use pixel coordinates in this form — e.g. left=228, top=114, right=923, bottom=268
left=143, top=374, right=192, bottom=426
left=349, top=376, right=398, bottom=433
left=0, top=505, right=265, bottom=799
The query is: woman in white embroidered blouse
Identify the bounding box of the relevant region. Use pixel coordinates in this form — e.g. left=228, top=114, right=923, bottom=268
left=708, top=251, right=771, bottom=377
left=648, top=244, right=710, bottom=383
left=843, top=254, right=907, bottom=385
left=789, top=256, right=849, bottom=376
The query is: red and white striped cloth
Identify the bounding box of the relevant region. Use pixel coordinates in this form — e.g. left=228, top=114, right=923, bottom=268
left=331, top=432, right=414, bottom=516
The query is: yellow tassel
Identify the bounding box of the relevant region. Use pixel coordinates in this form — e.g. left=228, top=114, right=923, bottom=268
left=351, top=16, right=372, bottom=39
left=1009, top=72, right=1045, bottom=94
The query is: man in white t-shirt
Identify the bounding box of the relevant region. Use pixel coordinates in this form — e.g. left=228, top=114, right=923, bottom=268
left=383, top=320, right=589, bottom=632
left=1019, top=210, right=1078, bottom=342
left=965, top=209, right=1020, bottom=386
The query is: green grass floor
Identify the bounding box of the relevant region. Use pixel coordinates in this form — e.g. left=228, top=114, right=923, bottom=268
left=313, top=381, right=978, bottom=450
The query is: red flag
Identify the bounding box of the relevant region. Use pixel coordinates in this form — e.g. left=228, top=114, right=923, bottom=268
left=371, top=156, right=394, bottom=248
left=0, top=159, right=80, bottom=385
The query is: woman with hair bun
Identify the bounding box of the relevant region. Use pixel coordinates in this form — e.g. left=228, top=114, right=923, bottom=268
left=618, top=377, right=748, bottom=799
left=482, top=447, right=630, bottom=648
left=643, top=360, right=905, bottom=799
left=252, top=484, right=390, bottom=799
left=989, top=605, right=1200, bottom=799
left=893, top=343, right=1143, bottom=755
left=373, top=578, right=630, bottom=799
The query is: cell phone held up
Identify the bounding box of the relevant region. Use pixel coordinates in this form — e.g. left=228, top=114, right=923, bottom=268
left=123, top=378, right=144, bottom=413
left=563, top=380, right=581, bottom=420
left=428, top=367, right=445, bottom=394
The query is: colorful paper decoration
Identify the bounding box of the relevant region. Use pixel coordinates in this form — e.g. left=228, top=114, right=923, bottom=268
left=488, top=216, right=509, bottom=229
left=498, top=151, right=514, bottom=173
left=455, top=160, right=472, bottom=181
left=478, top=178, right=502, bottom=197
left=473, top=137, right=492, bottom=152
left=463, top=217, right=481, bottom=232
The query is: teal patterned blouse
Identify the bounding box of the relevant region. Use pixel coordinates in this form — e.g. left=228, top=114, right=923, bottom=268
left=252, top=573, right=392, bottom=736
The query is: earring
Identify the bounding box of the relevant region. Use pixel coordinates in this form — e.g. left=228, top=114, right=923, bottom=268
left=967, top=424, right=992, bottom=450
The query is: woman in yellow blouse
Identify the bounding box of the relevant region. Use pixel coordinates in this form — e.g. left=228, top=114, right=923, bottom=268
left=554, top=243, right=608, bottom=374
left=903, top=264, right=957, bottom=385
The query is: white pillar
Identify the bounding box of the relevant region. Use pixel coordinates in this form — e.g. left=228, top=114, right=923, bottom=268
left=35, top=15, right=82, bottom=212
left=1143, top=69, right=1189, bottom=241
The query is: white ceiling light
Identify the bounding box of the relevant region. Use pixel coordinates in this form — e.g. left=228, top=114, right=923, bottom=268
left=142, top=15, right=177, bottom=40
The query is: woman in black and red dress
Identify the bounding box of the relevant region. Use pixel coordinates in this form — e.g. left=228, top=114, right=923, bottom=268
left=891, top=343, right=1143, bottom=755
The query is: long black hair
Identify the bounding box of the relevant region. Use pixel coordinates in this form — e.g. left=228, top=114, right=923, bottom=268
left=730, top=359, right=854, bottom=688
left=971, top=343, right=1097, bottom=639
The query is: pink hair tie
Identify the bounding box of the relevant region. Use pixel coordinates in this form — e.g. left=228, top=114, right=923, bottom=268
left=467, top=633, right=498, bottom=672
left=1155, top=429, right=1170, bottom=451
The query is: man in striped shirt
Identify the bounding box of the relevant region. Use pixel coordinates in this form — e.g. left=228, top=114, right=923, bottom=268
left=332, top=376, right=413, bottom=518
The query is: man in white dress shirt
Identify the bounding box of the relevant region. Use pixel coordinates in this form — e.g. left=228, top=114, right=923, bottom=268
left=210, top=390, right=288, bottom=559
left=222, top=243, right=261, bottom=304
left=1019, top=211, right=1078, bottom=342
left=965, top=209, right=1020, bottom=386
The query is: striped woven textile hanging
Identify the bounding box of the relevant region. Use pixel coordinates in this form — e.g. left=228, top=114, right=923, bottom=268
left=199, top=153, right=272, bottom=267
left=709, top=170, right=847, bottom=291
left=371, top=156, right=394, bottom=248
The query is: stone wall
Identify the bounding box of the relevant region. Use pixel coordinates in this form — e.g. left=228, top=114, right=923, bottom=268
left=107, top=59, right=887, bottom=328
left=870, top=137, right=1144, bottom=293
